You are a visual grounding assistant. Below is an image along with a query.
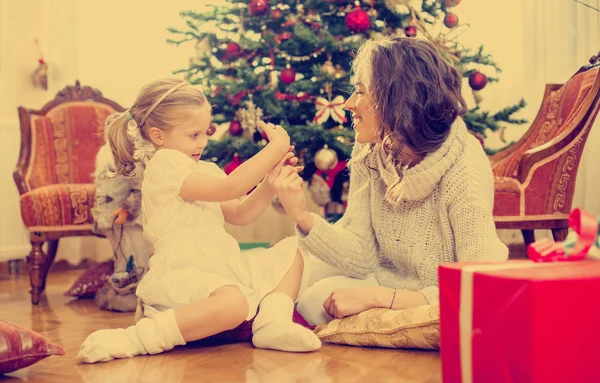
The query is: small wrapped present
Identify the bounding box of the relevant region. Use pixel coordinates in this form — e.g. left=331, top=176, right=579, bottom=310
left=439, top=208, right=600, bottom=383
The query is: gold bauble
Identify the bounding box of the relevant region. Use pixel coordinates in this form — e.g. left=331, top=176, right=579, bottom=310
left=334, top=64, right=346, bottom=79
left=314, top=146, right=338, bottom=171
left=321, top=61, right=337, bottom=76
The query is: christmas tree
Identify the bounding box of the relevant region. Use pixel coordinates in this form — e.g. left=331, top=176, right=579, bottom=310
left=167, top=0, right=526, bottom=209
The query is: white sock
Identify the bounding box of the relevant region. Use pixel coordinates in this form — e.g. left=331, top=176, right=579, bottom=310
left=252, top=293, right=321, bottom=352
left=78, top=309, right=186, bottom=363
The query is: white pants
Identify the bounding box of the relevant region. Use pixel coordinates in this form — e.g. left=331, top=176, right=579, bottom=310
left=297, top=255, right=379, bottom=326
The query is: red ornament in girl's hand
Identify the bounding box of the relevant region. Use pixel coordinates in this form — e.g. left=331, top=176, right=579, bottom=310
left=249, top=0, right=270, bottom=16
left=280, top=68, right=296, bottom=85
left=345, top=8, right=371, bottom=33
left=469, top=71, right=488, bottom=91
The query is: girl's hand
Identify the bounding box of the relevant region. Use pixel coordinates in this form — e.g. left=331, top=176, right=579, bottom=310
left=111, top=208, right=129, bottom=225
left=323, top=287, right=382, bottom=319
left=259, top=121, right=290, bottom=147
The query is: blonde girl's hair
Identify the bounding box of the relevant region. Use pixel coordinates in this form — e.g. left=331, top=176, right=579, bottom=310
left=105, top=78, right=208, bottom=177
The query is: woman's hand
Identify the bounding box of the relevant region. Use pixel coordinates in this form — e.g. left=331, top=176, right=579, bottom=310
left=111, top=207, right=129, bottom=225
left=324, top=287, right=430, bottom=319
left=273, top=165, right=309, bottom=223
left=323, top=287, right=382, bottom=319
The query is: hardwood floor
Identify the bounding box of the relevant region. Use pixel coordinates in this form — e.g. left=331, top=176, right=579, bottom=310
left=0, top=267, right=441, bottom=383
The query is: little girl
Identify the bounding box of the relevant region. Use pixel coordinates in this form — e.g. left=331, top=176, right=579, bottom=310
left=78, top=78, right=320, bottom=363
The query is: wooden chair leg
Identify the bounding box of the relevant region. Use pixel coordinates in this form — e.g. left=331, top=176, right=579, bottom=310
left=552, top=227, right=569, bottom=242
left=521, top=229, right=536, bottom=247
left=27, top=239, right=46, bottom=305
left=39, top=239, right=59, bottom=291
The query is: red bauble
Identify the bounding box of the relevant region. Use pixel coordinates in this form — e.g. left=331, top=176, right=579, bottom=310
left=207, top=124, right=216, bottom=136
left=226, top=42, right=241, bottom=55
left=219, top=42, right=242, bottom=62
left=444, top=13, right=459, bottom=28
left=404, top=26, right=417, bottom=37
left=229, top=120, right=243, bottom=136
left=280, top=68, right=296, bottom=85
left=271, top=9, right=283, bottom=20
left=249, top=0, right=270, bottom=16
left=224, top=154, right=242, bottom=175
left=345, top=8, right=371, bottom=33
left=469, top=71, right=488, bottom=91
left=445, top=0, right=462, bottom=7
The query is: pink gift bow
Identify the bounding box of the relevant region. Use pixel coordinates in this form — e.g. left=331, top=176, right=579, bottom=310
left=527, top=208, right=599, bottom=262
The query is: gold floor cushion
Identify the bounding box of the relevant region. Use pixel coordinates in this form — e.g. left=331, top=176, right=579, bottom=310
left=314, top=305, right=440, bottom=349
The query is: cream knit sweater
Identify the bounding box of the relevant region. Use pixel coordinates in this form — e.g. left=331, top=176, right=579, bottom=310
left=297, top=118, right=508, bottom=305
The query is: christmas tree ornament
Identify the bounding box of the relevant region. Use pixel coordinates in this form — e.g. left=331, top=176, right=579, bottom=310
left=320, top=60, right=337, bottom=76
left=472, top=89, right=483, bottom=105
left=314, top=145, right=339, bottom=171
left=229, top=120, right=243, bottom=136
left=224, top=153, right=242, bottom=174
left=32, top=39, right=48, bottom=90
left=444, top=13, right=459, bottom=28
left=271, top=9, right=283, bottom=20
left=249, top=0, right=270, bottom=16
left=235, top=96, right=264, bottom=134
left=280, top=67, right=296, bottom=85
left=334, top=64, right=346, bottom=79
left=404, top=25, right=417, bottom=37
left=207, top=124, right=216, bottom=136
left=314, top=95, right=347, bottom=124
left=219, top=41, right=242, bottom=62
left=469, top=71, right=488, bottom=91
left=345, top=7, right=371, bottom=33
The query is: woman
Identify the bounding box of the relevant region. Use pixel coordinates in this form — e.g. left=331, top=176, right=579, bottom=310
left=274, top=36, right=508, bottom=325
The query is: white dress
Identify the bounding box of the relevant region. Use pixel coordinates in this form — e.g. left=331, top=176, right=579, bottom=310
left=136, top=149, right=301, bottom=320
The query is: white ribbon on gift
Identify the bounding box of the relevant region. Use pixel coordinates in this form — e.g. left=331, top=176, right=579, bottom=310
left=459, top=261, right=564, bottom=383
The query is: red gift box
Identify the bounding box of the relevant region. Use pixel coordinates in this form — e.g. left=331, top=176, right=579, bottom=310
left=439, top=260, right=600, bottom=383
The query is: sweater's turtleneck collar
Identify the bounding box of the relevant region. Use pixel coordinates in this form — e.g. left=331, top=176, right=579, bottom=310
left=365, top=118, right=468, bottom=201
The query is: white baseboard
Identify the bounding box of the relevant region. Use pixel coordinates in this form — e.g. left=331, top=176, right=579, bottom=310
left=0, top=244, right=30, bottom=261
